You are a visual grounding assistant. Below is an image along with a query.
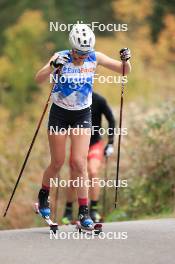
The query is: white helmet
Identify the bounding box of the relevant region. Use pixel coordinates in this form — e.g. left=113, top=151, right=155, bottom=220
left=69, top=24, right=95, bottom=52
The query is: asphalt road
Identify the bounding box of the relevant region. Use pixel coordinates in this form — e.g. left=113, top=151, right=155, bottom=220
left=0, top=219, right=175, bottom=264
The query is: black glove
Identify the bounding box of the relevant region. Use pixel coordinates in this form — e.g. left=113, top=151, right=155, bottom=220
left=120, top=48, right=131, bottom=61
left=50, top=54, right=69, bottom=69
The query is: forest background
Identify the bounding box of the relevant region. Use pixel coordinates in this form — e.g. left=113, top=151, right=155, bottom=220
left=0, top=0, right=175, bottom=229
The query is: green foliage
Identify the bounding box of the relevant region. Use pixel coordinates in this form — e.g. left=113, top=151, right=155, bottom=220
left=0, top=1, right=174, bottom=228
left=0, top=10, right=48, bottom=116
left=56, top=0, right=116, bottom=34
left=149, top=0, right=175, bottom=42
left=107, top=102, right=175, bottom=221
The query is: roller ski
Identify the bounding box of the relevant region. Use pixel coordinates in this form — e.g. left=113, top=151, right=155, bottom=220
left=76, top=205, right=102, bottom=235
left=34, top=189, right=58, bottom=234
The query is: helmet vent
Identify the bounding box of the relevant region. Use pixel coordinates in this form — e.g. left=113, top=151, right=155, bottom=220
left=78, top=38, right=81, bottom=44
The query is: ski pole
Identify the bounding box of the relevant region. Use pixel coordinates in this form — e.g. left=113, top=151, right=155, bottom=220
left=102, top=157, right=108, bottom=217
left=3, top=57, right=66, bottom=217
left=3, top=88, right=52, bottom=217
left=114, top=61, right=125, bottom=208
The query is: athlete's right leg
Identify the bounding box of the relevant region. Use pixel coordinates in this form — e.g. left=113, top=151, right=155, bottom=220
left=42, top=133, right=67, bottom=187
left=38, top=132, right=67, bottom=217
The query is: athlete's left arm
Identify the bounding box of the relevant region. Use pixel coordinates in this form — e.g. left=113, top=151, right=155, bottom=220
left=96, top=52, right=131, bottom=74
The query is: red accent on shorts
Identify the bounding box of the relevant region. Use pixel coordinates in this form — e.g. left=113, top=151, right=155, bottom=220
left=42, top=184, right=50, bottom=191
left=78, top=198, right=88, bottom=206
left=69, top=140, right=104, bottom=165
left=87, top=140, right=104, bottom=161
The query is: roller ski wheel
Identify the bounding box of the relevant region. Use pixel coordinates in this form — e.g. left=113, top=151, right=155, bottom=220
left=76, top=221, right=102, bottom=235
left=34, top=202, right=58, bottom=234
left=93, top=223, right=103, bottom=235
left=50, top=224, right=58, bottom=234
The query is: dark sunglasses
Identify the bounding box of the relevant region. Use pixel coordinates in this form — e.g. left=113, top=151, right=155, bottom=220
left=74, top=49, right=91, bottom=56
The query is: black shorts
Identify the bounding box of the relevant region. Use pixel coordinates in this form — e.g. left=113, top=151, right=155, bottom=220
left=48, top=103, right=92, bottom=132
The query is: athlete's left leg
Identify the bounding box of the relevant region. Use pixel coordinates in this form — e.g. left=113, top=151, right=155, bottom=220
left=70, top=128, right=93, bottom=226
left=69, top=128, right=90, bottom=200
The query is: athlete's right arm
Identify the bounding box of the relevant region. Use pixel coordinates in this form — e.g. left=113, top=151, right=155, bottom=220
left=35, top=53, right=58, bottom=84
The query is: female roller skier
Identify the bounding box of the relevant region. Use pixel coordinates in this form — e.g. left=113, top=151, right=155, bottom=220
left=35, top=23, right=131, bottom=229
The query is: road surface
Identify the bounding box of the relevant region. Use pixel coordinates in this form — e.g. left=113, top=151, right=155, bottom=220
left=0, top=219, right=175, bottom=264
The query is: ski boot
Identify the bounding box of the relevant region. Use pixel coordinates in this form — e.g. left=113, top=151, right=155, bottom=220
left=77, top=205, right=94, bottom=232
left=76, top=205, right=102, bottom=234
left=34, top=189, right=58, bottom=233
left=78, top=205, right=94, bottom=229
left=38, top=189, right=51, bottom=217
